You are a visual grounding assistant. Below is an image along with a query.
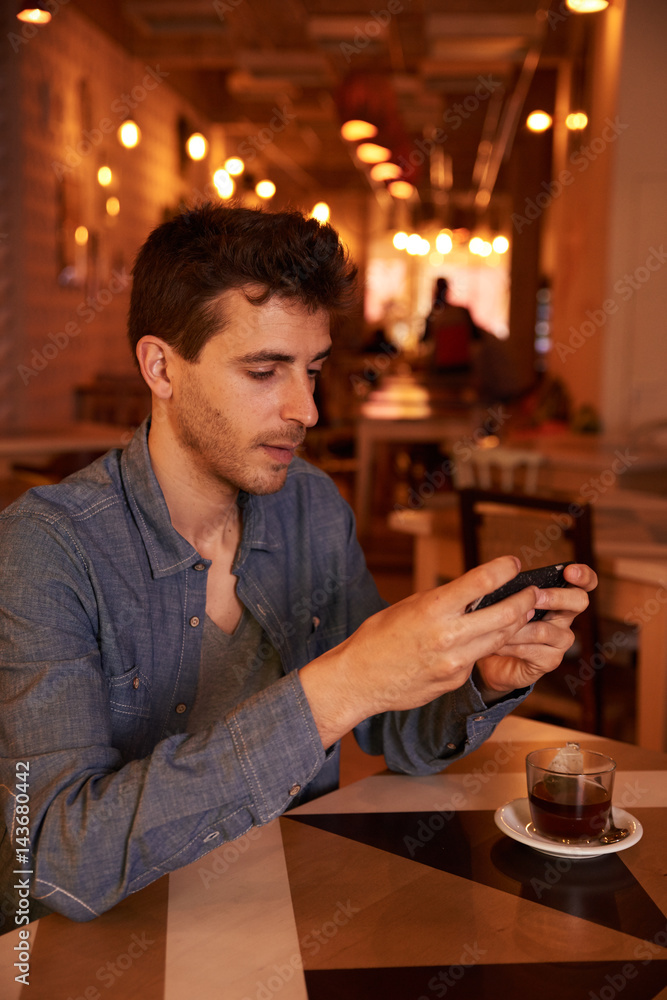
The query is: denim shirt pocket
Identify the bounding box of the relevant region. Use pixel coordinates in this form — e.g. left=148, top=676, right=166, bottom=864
left=108, top=667, right=153, bottom=761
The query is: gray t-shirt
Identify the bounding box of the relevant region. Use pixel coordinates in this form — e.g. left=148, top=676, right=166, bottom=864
left=187, top=607, right=283, bottom=731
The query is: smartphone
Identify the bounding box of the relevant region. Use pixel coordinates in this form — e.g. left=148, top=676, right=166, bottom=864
left=465, top=562, right=573, bottom=620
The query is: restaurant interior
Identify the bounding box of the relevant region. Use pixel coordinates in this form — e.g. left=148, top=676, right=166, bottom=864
left=3, top=2, right=667, bottom=996
left=2, top=1, right=667, bottom=750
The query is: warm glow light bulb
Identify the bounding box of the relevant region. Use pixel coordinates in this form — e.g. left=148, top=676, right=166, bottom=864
left=492, top=235, right=509, bottom=254
left=340, top=120, right=378, bottom=142
left=106, top=197, right=120, bottom=217
left=310, top=202, right=330, bottom=223
left=387, top=180, right=414, bottom=200
left=17, top=8, right=52, bottom=23
left=566, top=111, right=588, bottom=130
left=436, top=230, right=453, bottom=254
left=393, top=231, right=408, bottom=251
left=224, top=157, right=245, bottom=176
left=406, top=233, right=423, bottom=255
left=566, top=0, right=609, bottom=11
left=186, top=133, right=208, bottom=161
left=479, top=241, right=492, bottom=257
left=526, top=111, right=552, bottom=133
left=213, top=169, right=234, bottom=199
left=469, top=237, right=483, bottom=255
left=255, top=180, right=276, bottom=199
left=370, top=162, right=402, bottom=182
left=356, top=142, right=391, bottom=164
left=97, top=166, right=113, bottom=187
left=74, top=226, right=89, bottom=246
left=118, top=120, right=141, bottom=148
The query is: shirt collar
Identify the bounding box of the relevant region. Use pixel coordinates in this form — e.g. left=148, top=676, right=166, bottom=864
left=121, top=418, right=200, bottom=579
left=120, top=418, right=279, bottom=579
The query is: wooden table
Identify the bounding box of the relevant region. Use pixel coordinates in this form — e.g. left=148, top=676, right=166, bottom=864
left=388, top=489, right=667, bottom=752
left=353, top=376, right=482, bottom=535
left=0, top=425, right=133, bottom=476
left=2, top=716, right=665, bottom=998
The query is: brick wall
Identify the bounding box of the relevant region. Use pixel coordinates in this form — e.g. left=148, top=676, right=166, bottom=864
left=4, top=4, right=213, bottom=430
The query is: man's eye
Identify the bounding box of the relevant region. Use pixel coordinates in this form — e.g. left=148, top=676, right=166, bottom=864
left=249, top=370, right=275, bottom=380
left=308, top=368, right=322, bottom=380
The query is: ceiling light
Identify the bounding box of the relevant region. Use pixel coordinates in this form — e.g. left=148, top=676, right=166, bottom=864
left=370, top=162, right=402, bottom=182
left=117, top=120, right=141, bottom=148
left=310, top=202, right=330, bottom=223
left=566, top=0, right=609, bottom=11
left=393, top=231, right=408, bottom=251
left=341, top=120, right=378, bottom=142
left=356, top=142, right=391, bottom=164
left=74, top=226, right=89, bottom=246
left=406, top=233, right=423, bottom=255
left=224, top=157, right=245, bottom=176
left=255, top=180, right=276, bottom=199
left=106, top=197, right=120, bottom=217
left=526, top=111, right=553, bottom=133
left=213, top=169, right=234, bottom=199
left=492, top=235, right=510, bottom=254
left=387, top=180, right=414, bottom=200
left=97, top=166, right=113, bottom=187
left=17, top=4, right=51, bottom=23
left=566, top=111, right=588, bottom=130
left=186, top=132, right=208, bottom=161
left=436, top=230, right=453, bottom=254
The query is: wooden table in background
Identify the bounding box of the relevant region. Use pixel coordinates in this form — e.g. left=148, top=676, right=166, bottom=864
left=0, top=424, right=133, bottom=476
left=2, top=716, right=665, bottom=999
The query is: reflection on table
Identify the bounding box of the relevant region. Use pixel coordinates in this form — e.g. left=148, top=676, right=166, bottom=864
left=2, top=716, right=665, bottom=998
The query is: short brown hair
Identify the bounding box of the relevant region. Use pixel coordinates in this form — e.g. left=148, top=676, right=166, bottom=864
left=128, top=203, right=358, bottom=363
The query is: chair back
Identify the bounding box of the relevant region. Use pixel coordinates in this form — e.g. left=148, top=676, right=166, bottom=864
left=452, top=445, right=544, bottom=494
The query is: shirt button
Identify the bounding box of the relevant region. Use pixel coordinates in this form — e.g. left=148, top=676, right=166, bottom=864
left=446, top=742, right=457, bottom=750
left=133, top=677, right=140, bottom=690
left=288, top=784, right=301, bottom=797
left=189, top=616, right=200, bottom=627
left=175, top=703, right=187, bottom=714
left=193, top=563, right=206, bottom=571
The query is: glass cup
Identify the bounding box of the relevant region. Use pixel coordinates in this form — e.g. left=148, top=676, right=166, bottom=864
left=526, top=747, right=616, bottom=843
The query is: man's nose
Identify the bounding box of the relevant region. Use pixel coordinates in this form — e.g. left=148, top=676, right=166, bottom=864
left=281, top=374, right=319, bottom=427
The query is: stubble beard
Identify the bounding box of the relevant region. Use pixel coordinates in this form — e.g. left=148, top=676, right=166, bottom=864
left=174, top=379, right=301, bottom=497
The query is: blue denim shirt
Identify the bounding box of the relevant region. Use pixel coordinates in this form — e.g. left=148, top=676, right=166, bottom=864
left=0, top=420, right=527, bottom=924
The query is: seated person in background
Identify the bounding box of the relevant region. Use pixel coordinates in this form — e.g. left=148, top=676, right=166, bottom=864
left=422, top=277, right=478, bottom=373
left=0, top=205, right=596, bottom=925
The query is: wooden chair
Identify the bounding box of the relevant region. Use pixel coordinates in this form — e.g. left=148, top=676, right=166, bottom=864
left=458, top=487, right=602, bottom=733
left=450, top=443, right=545, bottom=493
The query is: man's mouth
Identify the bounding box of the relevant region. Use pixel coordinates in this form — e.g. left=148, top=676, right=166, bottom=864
left=262, top=441, right=303, bottom=464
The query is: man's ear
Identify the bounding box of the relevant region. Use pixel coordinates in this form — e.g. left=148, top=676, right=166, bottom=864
left=136, top=336, right=175, bottom=400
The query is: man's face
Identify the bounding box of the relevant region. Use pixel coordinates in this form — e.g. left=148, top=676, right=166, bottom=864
left=166, top=289, right=331, bottom=496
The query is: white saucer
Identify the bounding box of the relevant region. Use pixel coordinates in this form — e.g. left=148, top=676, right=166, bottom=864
left=494, top=798, right=643, bottom=858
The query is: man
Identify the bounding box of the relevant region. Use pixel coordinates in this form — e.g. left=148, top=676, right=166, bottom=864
left=0, top=204, right=596, bottom=926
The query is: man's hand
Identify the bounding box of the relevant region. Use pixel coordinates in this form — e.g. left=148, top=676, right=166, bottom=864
left=474, top=561, right=598, bottom=698
left=300, top=555, right=577, bottom=748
